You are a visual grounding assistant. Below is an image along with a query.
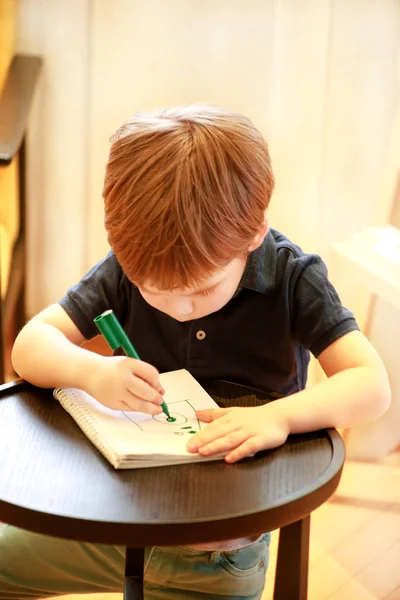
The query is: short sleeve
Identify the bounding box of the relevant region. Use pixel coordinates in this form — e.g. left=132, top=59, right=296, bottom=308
left=58, top=251, right=129, bottom=340
left=290, top=254, right=359, bottom=357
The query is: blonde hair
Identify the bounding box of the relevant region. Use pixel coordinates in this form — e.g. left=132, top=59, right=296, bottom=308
left=103, top=104, right=274, bottom=289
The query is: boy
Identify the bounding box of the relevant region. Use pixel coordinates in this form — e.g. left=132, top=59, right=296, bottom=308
left=4, top=104, right=390, bottom=600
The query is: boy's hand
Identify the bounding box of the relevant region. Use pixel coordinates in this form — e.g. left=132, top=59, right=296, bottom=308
left=187, top=405, right=289, bottom=463
left=85, top=356, right=165, bottom=414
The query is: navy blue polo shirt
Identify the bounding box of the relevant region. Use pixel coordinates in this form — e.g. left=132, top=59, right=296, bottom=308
left=59, top=228, right=358, bottom=399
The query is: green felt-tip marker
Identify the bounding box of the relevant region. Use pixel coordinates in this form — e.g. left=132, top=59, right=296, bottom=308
left=93, top=309, right=171, bottom=419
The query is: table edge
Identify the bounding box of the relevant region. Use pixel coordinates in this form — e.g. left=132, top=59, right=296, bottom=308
left=0, top=420, right=345, bottom=545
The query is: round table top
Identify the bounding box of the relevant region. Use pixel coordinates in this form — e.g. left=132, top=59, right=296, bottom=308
left=0, top=380, right=344, bottom=547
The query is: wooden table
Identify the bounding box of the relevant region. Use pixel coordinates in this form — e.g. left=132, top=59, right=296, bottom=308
left=0, top=380, right=345, bottom=599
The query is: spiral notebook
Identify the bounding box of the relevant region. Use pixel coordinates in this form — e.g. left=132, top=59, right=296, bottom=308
left=53, top=369, right=225, bottom=469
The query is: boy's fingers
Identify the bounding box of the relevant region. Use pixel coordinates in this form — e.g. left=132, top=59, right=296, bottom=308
left=198, top=431, right=247, bottom=456
left=122, top=396, right=163, bottom=415
left=130, top=360, right=164, bottom=394
left=104, top=398, right=162, bottom=415
left=187, top=420, right=238, bottom=452
left=225, top=436, right=264, bottom=463
left=196, top=408, right=227, bottom=422
left=126, top=375, right=164, bottom=404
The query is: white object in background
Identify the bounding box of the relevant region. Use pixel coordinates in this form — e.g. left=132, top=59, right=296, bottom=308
left=332, top=226, right=400, bottom=460
left=332, top=225, right=400, bottom=312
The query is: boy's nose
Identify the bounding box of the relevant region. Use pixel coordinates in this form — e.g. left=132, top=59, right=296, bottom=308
left=171, top=297, right=194, bottom=317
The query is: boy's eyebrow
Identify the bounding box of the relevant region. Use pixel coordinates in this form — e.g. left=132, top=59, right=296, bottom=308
left=192, top=283, right=219, bottom=294
left=139, top=285, right=159, bottom=294
left=140, top=282, right=220, bottom=295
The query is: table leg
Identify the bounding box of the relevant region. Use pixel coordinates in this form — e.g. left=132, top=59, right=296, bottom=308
left=273, top=515, right=310, bottom=600
left=124, top=547, right=145, bottom=600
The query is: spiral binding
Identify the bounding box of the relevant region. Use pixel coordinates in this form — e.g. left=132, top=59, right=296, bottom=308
left=53, top=387, right=119, bottom=468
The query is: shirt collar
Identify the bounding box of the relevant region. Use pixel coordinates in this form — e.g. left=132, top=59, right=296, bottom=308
left=237, top=229, right=277, bottom=295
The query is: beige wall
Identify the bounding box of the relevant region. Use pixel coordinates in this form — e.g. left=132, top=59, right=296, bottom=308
left=16, top=0, right=90, bottom=313
left=16, top=0, right=400, bottom=317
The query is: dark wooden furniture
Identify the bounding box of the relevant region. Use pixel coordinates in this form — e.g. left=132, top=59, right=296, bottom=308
left=0, top=55, right=42, bottom=382
left=0, top=379, right=345, bottom=599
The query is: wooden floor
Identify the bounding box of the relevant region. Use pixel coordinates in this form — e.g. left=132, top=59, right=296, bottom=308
left=55, top=449, right=400, bottom=600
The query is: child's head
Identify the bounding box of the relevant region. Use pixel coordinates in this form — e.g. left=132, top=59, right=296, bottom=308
left=103, top=104, right=274, bottom=319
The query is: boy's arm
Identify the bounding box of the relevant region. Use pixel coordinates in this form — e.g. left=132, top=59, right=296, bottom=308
left=189, top=331, right=391, bottom=462
left=273, top=329, right=391, bottom=433
left=12, top=303, right=101, bottom=389
left=11, top=304, right=165, bottom=414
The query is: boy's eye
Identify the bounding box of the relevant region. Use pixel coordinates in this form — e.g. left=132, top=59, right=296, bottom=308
left=198, top=287, right=216, bottom=297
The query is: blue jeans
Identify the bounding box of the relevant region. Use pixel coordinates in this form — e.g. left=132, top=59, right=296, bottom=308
left=0, top=524, right=270, bottom=599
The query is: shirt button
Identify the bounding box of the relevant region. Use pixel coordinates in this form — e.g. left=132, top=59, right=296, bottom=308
left=196, top=330, right=206, bottom=340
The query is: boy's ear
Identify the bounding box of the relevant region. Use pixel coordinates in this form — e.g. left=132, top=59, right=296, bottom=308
left=248, top=219, right=269, bottom=252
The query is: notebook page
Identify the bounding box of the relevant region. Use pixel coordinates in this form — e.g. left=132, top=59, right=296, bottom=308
left=55, top=369, right=220, bottom=458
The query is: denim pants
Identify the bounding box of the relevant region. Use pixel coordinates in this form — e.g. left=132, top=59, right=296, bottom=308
left=0, top=524, right=270, bottom=599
